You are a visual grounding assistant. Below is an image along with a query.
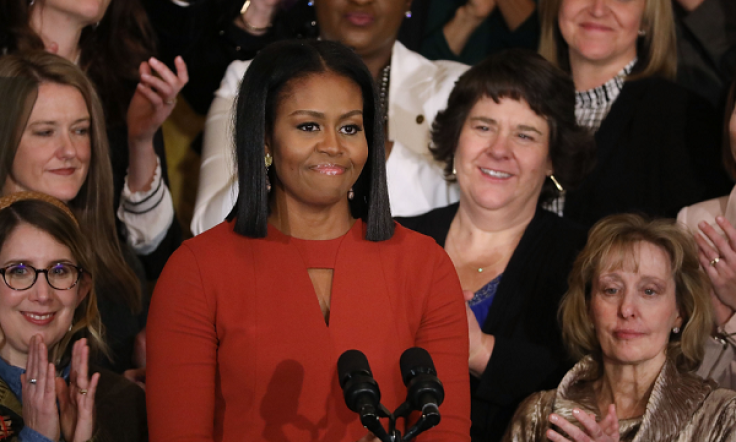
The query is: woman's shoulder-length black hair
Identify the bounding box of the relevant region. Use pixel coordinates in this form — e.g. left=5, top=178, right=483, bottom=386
left=229, top=39, right=394, bottom=241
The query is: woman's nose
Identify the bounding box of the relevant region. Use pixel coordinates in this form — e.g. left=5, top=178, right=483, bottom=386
left=486, top=133, right=512, bottom=159
left=618, top=292, right=637, bottom=318
left=589, top=0, right=608, bottom=16
left=56, top=132, right=77, bottom=159
left=28, top=277, right=53, bottom=304
left=317, top=128, right=343, bottom=156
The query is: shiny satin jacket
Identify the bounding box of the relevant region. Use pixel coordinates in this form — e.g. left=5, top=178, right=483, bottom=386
left=503, top=356, right=736, bottom=442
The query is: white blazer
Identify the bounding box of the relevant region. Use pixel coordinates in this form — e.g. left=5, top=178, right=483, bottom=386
left=191, top=41, right=468, bottom=235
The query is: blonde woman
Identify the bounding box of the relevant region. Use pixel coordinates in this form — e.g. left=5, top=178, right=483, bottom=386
left=504, top=214, right=736, bottom=442
left=538, top=0, right=731, bottom=227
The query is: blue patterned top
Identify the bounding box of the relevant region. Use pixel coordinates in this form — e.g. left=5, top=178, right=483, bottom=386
left=468, top=273, right=502, bottom=329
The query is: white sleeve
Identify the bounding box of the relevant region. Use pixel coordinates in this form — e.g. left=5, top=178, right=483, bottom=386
left=386, top=141, right=459, bottom=217
left=191, top=60, right=249, bottom=235
left=117, top=156, right=175, bottom=255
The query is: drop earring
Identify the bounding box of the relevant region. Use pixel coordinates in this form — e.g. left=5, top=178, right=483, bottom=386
left=265, top=152, right=273, bottom=192
left=405, top=11, right=412, bottom=18
left=308, top=0, right=314, bottom=6
left=29, top=0, right=35, bottom=6
left=549, top=174, right=564, bottom=193
left=452, top=157, right=457, bottom=176
left=348, top=187, right=355, bottom=200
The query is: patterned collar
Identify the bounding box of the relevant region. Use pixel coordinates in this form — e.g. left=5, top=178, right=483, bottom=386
left=575, top=58, right=637, bottom=131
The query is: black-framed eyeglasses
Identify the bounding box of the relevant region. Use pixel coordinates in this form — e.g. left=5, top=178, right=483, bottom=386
left=0, top=263, right=83, bottom=291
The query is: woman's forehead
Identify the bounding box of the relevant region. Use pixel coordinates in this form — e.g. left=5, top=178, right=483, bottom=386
left=596, top=241, right=673, bottom=277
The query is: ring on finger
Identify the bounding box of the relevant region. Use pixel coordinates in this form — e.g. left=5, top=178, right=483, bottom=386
left=164, top=98, right=177, bottom=105
left=29, top=378, right=37, bottom=385
left=710, top=257, right=721, bottom=267
left=79, top=389, right=88, bottom=395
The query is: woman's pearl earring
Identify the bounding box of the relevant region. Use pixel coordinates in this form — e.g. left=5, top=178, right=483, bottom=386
left=672, top=326, right=680, bottom=334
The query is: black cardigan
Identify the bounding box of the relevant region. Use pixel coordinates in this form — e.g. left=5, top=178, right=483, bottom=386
left=564, top=77, right=732, bottom=228
left=398, top=204, right=587, bottom=442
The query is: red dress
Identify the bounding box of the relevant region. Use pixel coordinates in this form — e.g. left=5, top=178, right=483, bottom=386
left=147, top=220, right=470, bottom=441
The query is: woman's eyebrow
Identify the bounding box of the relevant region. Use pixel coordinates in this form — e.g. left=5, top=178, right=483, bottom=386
left=517, top=124, right=543, bottom=135
left=468, top=116, right=496, bottom=125
left=289, top=109, right=325, bottom=118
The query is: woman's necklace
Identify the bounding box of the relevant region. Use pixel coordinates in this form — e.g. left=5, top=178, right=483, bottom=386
left=378, top=63, right=391, bottom=123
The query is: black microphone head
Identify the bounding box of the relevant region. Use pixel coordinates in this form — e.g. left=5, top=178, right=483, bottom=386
left=400, top=347, right=436, bottom=385
left=337, top=349, right=381, bottom=413
left=338, top=349, right=372, bottom=388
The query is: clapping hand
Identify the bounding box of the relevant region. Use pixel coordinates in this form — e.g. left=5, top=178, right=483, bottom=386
left=21, top=335, right=60, bottom=441
left=696, top=217, right=736, bottom=314
left=127, top=56, right=188, bottom=146
left=57, top=339, right=100, bottom=442
left=547, top=405, right=620, bottom=442
left=20, top=336, right=100, bottom=442
left=463, top=290, right=494, bottom=377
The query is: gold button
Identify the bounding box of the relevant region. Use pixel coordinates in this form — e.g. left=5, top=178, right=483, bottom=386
left=416, top=115, right=425, bottom=124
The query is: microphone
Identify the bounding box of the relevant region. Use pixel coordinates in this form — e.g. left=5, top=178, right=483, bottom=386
left=338, top=349, right=381, bottom=414
left=337, top=350, right=391, bottom=442
left=399, top=347, right=444, bottom=440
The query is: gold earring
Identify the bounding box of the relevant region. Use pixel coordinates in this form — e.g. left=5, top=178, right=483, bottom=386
left=549, top=174, right=564, bottom=193
left=264, top=152, right=273, bottom=168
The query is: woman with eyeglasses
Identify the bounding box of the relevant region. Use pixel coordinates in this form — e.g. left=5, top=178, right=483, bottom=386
left=0, top=193, right=146, bottom=442
left=0, top=53, right=149, bottom=380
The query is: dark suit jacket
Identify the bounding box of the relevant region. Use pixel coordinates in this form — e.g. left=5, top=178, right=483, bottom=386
left=398, top=204, right=587, bottom=442
left=564, top=77, right=732, bottom=228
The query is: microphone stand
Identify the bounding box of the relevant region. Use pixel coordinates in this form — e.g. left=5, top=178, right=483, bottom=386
left=367, top=400, right=439, bottom=442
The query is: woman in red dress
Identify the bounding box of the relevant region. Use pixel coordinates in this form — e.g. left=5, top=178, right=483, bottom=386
left=147, top=39, right=471, bottom=442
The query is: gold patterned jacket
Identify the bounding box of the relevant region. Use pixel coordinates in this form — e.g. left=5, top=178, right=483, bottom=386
left=503, top=356, right=736, bottom=442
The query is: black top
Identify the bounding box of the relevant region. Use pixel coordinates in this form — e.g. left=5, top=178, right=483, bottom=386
left=564, top=76, right=732, bottom=228
left=398, top=204, right=587, bottom=442
left=144, top=0, right=318, bottom=116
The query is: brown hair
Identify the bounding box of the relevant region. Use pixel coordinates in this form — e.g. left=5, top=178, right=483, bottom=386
left=0, top=198, right=109, bottom=364
left=431, top=49, right=595, bottom=204
left=0, top=52, right=141, bottom=312
left=539, top=0, right=677, bottom=82
left=560, top=214, right=712, bottom=372
left=0, top=0, right=156, bottom=126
